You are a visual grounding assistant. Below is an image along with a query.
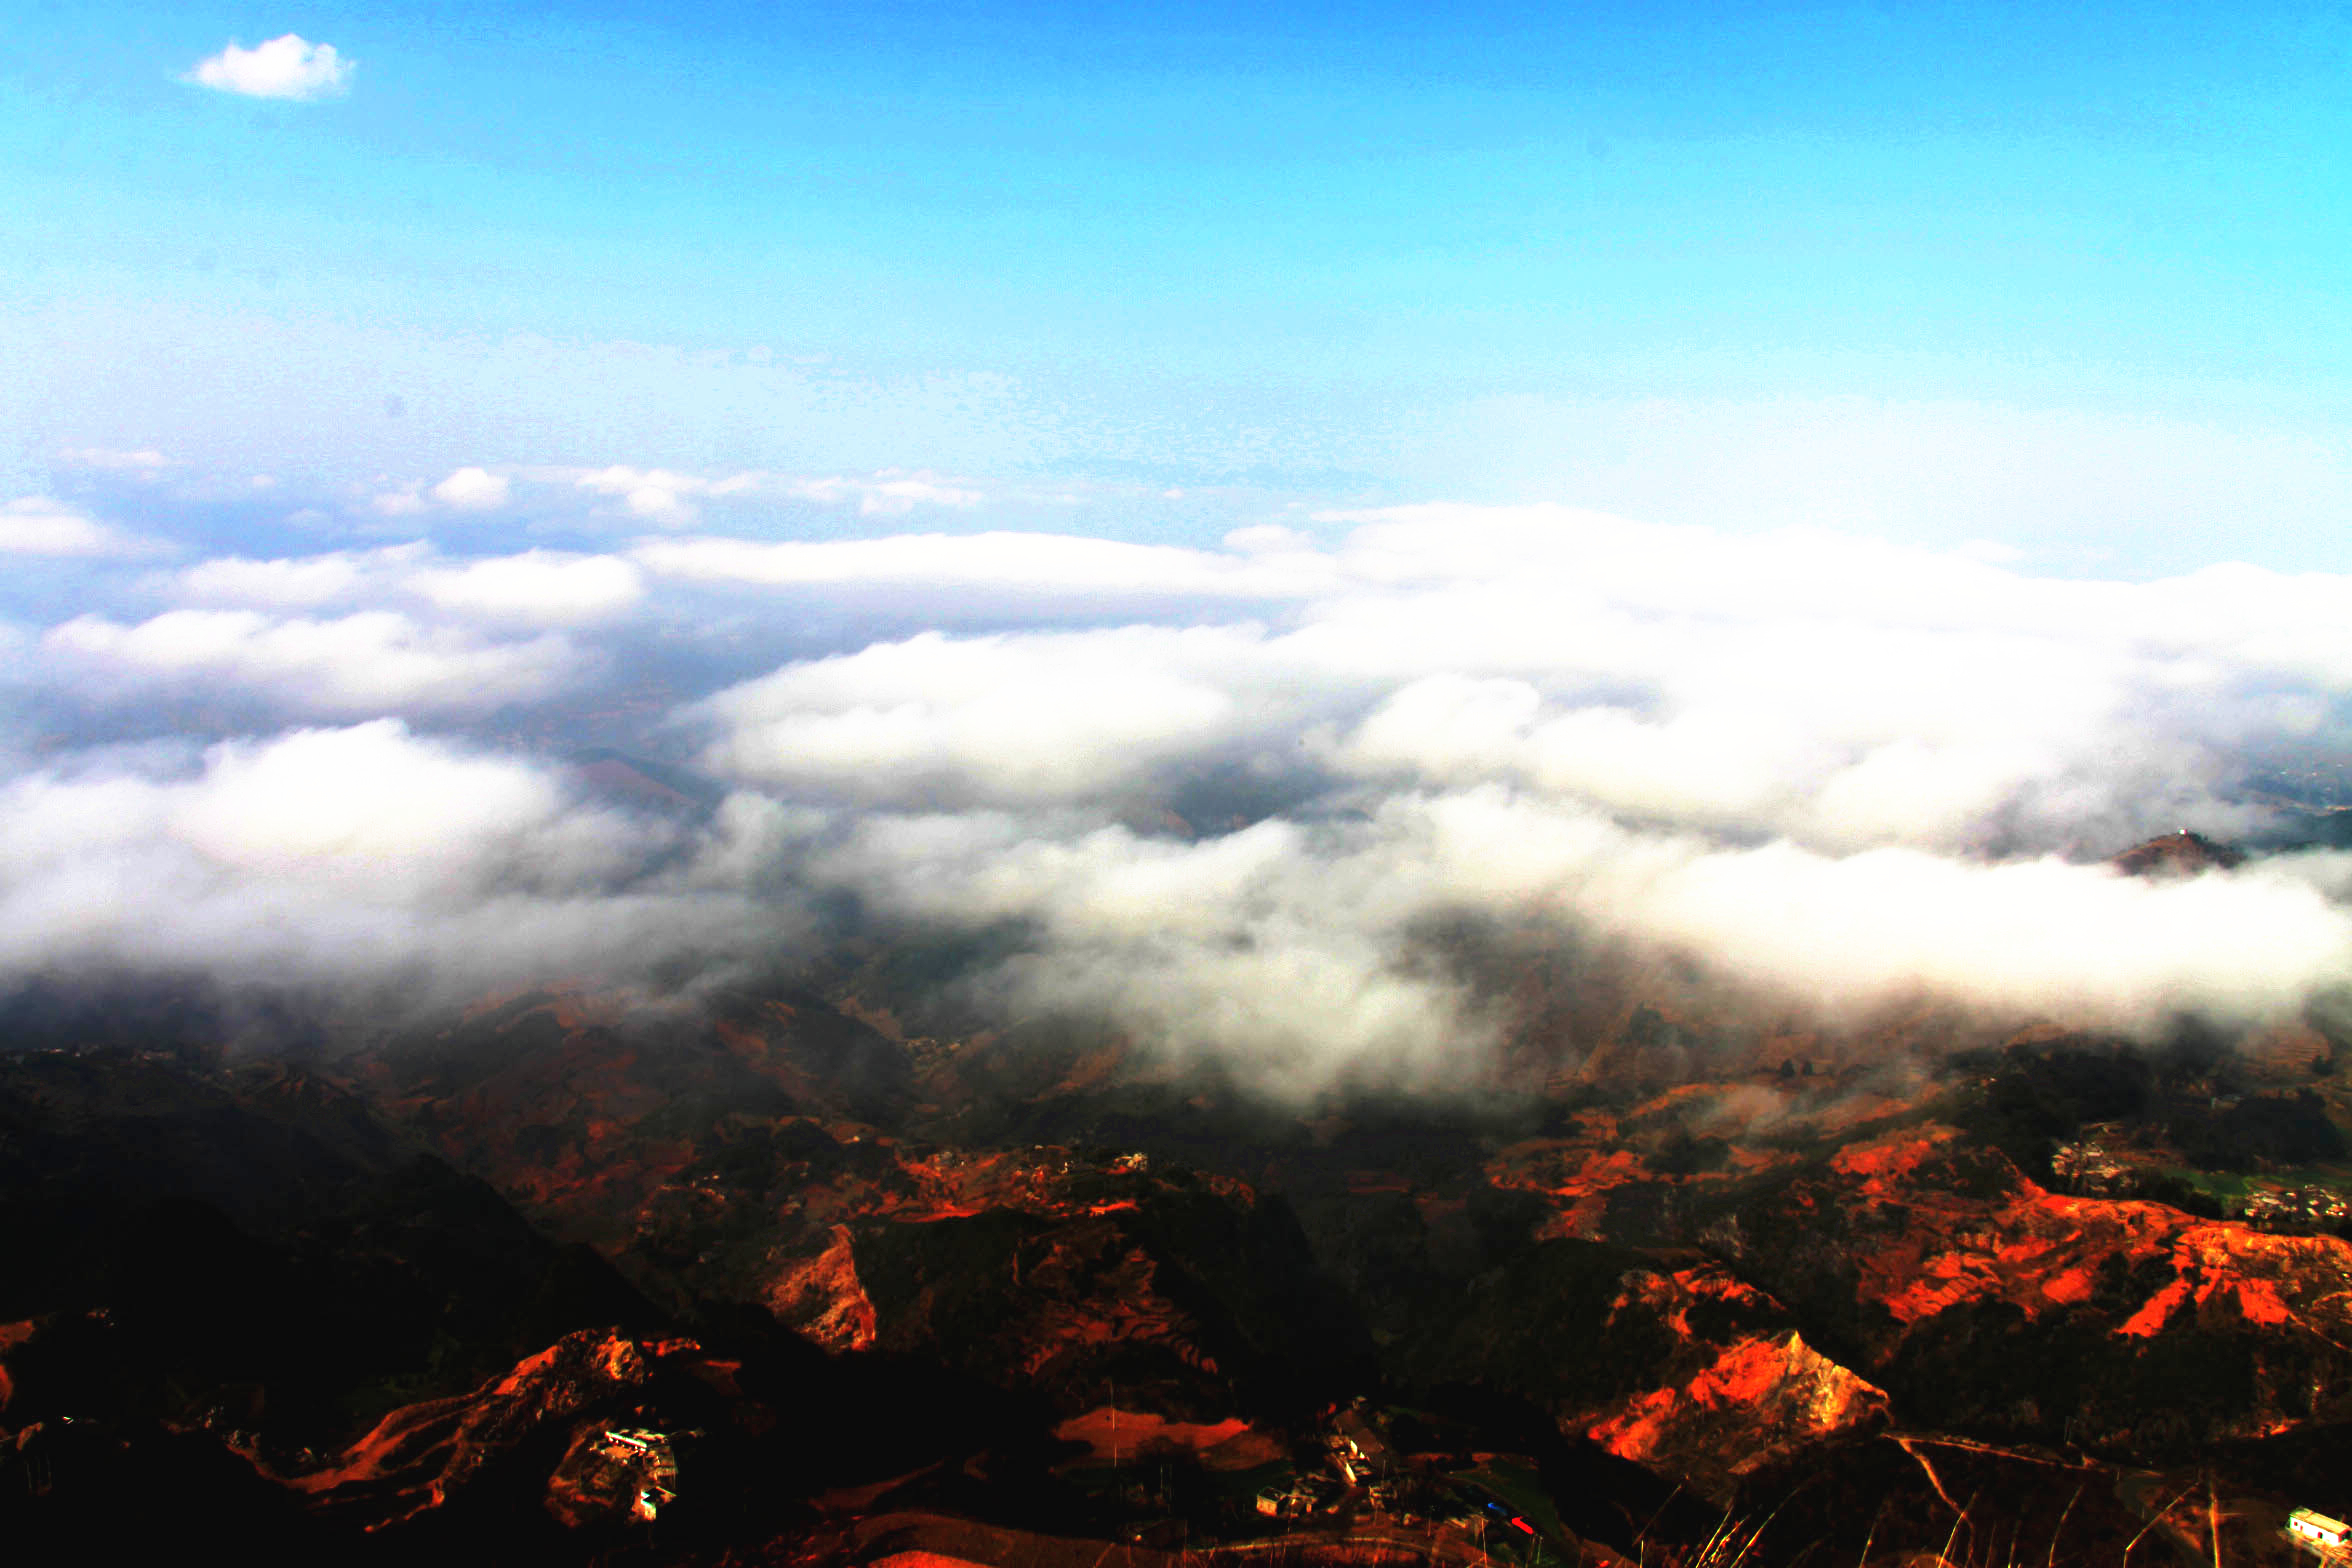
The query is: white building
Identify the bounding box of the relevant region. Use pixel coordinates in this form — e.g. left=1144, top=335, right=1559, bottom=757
left=2290, top=1509, right=2348, bottom=1550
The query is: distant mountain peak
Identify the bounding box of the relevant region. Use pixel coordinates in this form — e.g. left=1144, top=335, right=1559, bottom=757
left=2112, top=829, right=2245, bottom=877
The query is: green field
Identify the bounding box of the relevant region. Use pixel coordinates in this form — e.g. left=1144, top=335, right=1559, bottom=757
left=1450, top=1460, right=1573, bottom=1564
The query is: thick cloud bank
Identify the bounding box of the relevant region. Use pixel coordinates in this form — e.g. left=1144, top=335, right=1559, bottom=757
left=0, top=720, right=783, bottom=1002
left=9, top=484, right=2352, bottom=1082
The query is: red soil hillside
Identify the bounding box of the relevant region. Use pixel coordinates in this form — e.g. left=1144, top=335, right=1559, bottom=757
left=1577, top=1267, right=1889, bottom=1499
left=244, top=1328, right=670, bottom=1531
left=369, top=991, right=1356, bottom=1423
left=1714, top=1124, right=2352, bottom=1456
left=1396, top=1238, right=1890, bottom=1504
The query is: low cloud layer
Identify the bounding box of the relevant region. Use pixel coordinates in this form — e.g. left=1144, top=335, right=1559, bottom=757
left=8, top=477, right=2352, bottom=1086
left=816, top=790, right=2352, bottom=1092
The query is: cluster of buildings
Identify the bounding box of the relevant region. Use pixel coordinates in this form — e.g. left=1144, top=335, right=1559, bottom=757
left=597, top=1427, right=680, bottom=1522
left=1255, top=1407, right=1400, bottom=1519
left=2239, top=1186, right=2352, bottom=1229
left=2049, top=1132, right=2137, bottom=1196
left=2048, top=1131, right=2351, bottom=1234
left=1250, top=1403, right=1550, bottom=1553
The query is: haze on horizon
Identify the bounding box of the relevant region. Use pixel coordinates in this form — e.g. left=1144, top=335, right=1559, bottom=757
left=8, top=2, right=2352, bottom=1088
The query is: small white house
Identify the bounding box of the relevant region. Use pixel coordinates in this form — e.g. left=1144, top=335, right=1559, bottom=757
left=2290, top=1509, right=2348, bottom=1549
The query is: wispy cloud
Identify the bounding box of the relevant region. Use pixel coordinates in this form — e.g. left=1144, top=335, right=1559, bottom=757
left=174, top=544, right=430, bottom=609
left=173, top=543, right=643, bottom=626
left=571, top=465, right=983, bottom=525
left=186, top=34, right=354, bottom=102
left=56, top=446, right=174, bottom=473
left=0, top=497, right=159, bottom=558
left=574, top=466, right=736, bottom=526
left=633, top=529, right=1329, bottom=599
left=786, top=472, right=985, bottom=516
left=43, top=609, right=583, bottom=714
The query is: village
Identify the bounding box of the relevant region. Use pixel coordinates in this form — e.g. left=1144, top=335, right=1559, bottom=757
left=1074, top=1401, right=1579, bottom=1564
left=2050, top=1125, right=2352, bottom=1234
left=544, top=1421, right=690, bottom=1529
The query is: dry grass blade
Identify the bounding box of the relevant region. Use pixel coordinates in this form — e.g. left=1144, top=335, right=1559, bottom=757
left=1855, top=1498, right=1887, bottom=1568
left=2123, top=1484, right=2200, bottom=1566
left=2045, top=1484, right=2083, bottom=1568
left=1938, top=1488, right=1983, bottom=1568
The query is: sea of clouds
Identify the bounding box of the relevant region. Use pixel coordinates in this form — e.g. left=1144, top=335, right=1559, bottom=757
left=7, top=458, right=2352, bottom=1088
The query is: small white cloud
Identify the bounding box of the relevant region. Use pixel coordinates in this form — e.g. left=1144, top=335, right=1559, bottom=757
left=430, top=466, right=511, bottom=512
left=188, top=34, right=353, bottom=101
left=371, top=488, right=429, bottom=517
left=369, top=467, right=511, bottom=516
left=0, top=498, right=151, bottom=558
left=625, top=488, right=698, bottom=525
left=575, top=466, right=712, bottom=525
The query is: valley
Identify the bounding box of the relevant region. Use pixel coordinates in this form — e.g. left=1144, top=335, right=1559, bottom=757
left=10, top=888, right=2352, bottom=1567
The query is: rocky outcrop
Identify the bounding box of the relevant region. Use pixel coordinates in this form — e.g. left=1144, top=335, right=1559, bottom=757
left=1582, top=1324, right=1888, bottom=1496
left=1396, top=1244, right=1887, bottom=1501
left=762, top=1224, right=879, bottom=1352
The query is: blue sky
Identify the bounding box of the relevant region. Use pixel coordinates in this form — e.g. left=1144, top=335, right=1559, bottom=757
left=8, top=3, right=2352, bottom=563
